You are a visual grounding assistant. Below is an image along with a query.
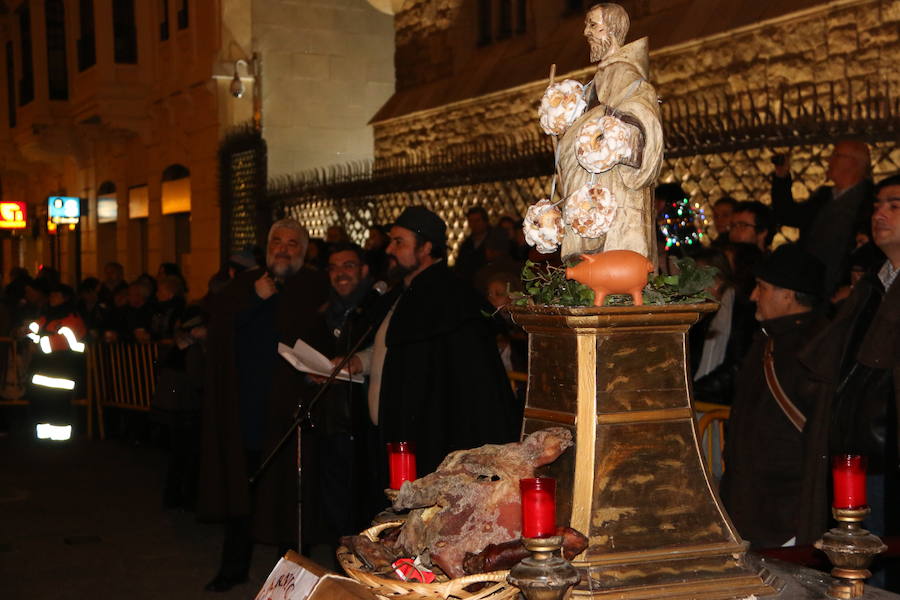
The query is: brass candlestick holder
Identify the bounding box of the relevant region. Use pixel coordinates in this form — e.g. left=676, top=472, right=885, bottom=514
left=814, top=506, right=887, bottom=599
left=507, top=535, right=580, bottom=600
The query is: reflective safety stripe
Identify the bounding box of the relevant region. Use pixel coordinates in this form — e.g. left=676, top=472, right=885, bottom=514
left=31, top=373, right=76, bottom=390
left=35, top=423, right=72, bottom=441
left=57, top=327, right=85, bottom=353
left=39, top=337, right=52, bottom=354
left=28, top=322, right=39, bottom=333
left=26, top=332, right=40, bottom=343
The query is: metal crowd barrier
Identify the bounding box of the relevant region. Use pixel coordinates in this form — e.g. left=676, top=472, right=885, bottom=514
left=87, top=341, right=161, bottom=440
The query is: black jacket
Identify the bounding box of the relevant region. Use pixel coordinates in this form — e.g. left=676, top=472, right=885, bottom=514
left=198, top=266, right=329, bottom=544
left=378, top=262, right=521, bottom=476
left=798, top=272, right=900, bottom=542
left=719, top=309, right=827, bottom=547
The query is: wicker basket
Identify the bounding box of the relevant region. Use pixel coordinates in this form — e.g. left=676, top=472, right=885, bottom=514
left=337, top=521, right=518, bottom=600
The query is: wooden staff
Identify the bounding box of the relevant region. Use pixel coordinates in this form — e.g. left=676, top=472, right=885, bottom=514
left=548, top=64, right=561, bottom=200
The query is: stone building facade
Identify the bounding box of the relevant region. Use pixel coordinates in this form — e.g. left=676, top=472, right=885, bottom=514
left=274, top=0, right=900, bottom=261
left=373, top=0, right=899, bottom=162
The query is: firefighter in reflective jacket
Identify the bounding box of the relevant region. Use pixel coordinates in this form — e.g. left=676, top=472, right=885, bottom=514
left=26, top=285, right=86, bottom=440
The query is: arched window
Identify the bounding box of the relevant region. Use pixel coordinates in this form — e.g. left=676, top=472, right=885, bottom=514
left=45, top=0, right=68, bottom=100
left=112, top=0, right=137, bottom=64
left=161, top=164, right=190, bottom=214
left=160, top=0, right=170, bottom=41
left=6, top=42, right=15, bottom=127
left=17, top=3, right=34, bottom=105
left=162, top=164, right=190, bottom=181
left=97, top=181, right=117, bottom=223
left=477, top=0, right=492, bottom=46
left=78, top=0, right=96, bottom=71
left=97, top=181, right=116, bottom=196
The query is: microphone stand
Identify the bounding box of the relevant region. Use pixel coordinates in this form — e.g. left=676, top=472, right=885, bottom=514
left=248, top=316, right=379, bottom=552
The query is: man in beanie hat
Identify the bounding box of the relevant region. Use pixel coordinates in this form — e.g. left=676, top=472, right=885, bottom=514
left=719, top=243, right=828, bottom=548
left=343, top=205, right=520, bottom=479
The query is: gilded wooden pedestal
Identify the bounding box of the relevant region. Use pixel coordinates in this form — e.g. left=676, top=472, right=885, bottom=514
left=509, top=304, right=781, bottom=599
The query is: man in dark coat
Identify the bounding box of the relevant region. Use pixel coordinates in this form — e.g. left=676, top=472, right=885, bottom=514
left=719, top=244, right=828, bottom=548
left=198, top=218, right=329, bottom=593
left=771, top=140, right=874, bottom=297
left=313, top=242, right=381, bottom=543
left=797, top=174, right=900, bottom=588
left=347, top=206, right=521, bottom=479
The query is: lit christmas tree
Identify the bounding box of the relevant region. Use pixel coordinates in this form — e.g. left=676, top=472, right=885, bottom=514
left=659, top=195, right=708, bottom=251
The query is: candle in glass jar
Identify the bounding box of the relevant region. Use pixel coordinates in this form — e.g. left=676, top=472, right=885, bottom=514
left=832, top=454, right=866, bottom=509
left=520, top=477, right=556, bottom=538
left=387, top=441, right=417, bottom=490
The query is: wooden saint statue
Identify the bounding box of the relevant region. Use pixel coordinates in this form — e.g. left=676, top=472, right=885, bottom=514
left=533, top=3, right=663, bottom=263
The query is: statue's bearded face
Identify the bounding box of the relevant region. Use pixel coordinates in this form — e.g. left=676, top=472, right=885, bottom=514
left=584, top=9, right=613, bottom=62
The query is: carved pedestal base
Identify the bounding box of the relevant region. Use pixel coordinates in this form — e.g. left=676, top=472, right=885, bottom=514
left=509, top=304, right=780, bottom=599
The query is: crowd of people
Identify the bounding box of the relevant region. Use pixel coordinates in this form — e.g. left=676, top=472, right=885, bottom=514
left=3, top=137, right=898, bottom=592
left=0, top=260, right=192, bottom=347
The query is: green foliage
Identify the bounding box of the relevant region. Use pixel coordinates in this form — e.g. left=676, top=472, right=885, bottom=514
left=514, top=256, right=717, bottom=307
left=643, top=257, right=717, bottom=305
left=513, top=261, right=595, bottom=307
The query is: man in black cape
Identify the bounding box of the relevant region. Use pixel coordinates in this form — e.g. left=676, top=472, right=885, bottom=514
left=198, top=218, right=329, bottom=592
left=347, top=206, right=521, bottom=478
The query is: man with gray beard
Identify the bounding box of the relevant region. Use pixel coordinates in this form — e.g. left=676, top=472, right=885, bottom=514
left=199, top=218, right=330, bottom=593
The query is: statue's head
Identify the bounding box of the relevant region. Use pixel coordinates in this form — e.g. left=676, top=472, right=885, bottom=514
left=584, top=3, right=629, bottom=63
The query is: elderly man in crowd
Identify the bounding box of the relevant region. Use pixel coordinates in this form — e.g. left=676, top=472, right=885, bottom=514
left=198, top=218, right=329, bottom=593
left=772, top=140, right=874, bottom=296
left=799, top=174, right=900, bottom=588
left=344, top=206, right=521, bottom=478
left=720, top=243, right=827, bottom=548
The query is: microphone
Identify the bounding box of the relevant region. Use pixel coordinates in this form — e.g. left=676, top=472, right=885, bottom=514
left=264, top=269, right=285, bottom=292
left=355, top=280, right=389, bottom=315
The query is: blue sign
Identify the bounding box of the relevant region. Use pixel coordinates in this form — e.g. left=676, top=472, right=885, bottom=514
left=48, top=196, right=80, bottom=224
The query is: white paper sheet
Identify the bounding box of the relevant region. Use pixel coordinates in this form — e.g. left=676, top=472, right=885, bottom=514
left=254, top=557, right=319, bottom=600
left=278, top=339, right=364, bottom=384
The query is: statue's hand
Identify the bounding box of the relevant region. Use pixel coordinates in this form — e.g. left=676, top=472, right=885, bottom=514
left=575, top=115, right=637, bottom=173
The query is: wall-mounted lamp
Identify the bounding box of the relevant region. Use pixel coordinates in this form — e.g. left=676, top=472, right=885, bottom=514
left=231, top=59, right=251, bottom=99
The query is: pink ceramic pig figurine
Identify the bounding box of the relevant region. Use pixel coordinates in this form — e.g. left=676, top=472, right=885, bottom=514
left=566, top=250, right=654, bottom=307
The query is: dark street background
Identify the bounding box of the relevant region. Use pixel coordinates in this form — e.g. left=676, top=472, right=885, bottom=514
left=0, top=415, right=285, bottom=600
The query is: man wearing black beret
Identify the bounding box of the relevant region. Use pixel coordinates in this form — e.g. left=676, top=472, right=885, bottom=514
left=344, top=205, right=521, bottom=479
left=719, top=243, right=828, bottom=548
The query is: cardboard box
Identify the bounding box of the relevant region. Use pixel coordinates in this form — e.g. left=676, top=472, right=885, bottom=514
left=254, top=550, right=379, bottom=600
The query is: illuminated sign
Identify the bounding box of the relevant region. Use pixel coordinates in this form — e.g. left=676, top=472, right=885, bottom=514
left=0, top=201, right=27, bottom=229
left=48, top=196, right=80, bottom=224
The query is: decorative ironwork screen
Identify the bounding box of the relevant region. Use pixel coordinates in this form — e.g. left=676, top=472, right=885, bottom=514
left=219, top=124, right=268, bottom=261
left=260, top=76, right=900, bottom=259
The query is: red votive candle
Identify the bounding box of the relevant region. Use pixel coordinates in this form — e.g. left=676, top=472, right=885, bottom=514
left=520, top=477, right=556, bottom=538
left=832, top=454, right=867, bottom=509
left=387, top=442, right=417, bottom=490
